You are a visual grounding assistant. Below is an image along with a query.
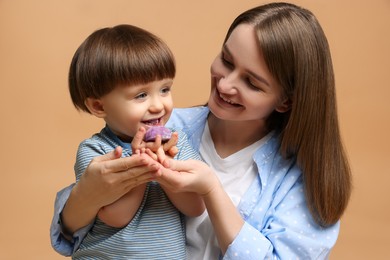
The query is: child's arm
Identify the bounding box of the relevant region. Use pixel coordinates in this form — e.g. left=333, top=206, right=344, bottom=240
left=97, top=184, right=147, bottom=228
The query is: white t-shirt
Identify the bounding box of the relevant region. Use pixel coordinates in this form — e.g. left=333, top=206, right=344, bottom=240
left=186, top=122, right=272, bottom=260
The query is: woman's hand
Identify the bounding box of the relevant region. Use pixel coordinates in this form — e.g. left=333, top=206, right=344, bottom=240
left=156, top=159, right=220, bottom=196
left=61, top=146, right=160, bottom=234
left=78, top=146, right=160, bottom=207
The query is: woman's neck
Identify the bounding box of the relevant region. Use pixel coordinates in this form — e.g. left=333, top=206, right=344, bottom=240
left=207, top=114, right=269, bottom=158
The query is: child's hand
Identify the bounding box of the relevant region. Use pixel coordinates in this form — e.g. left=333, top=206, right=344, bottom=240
left=131, top=127, right=179, bottom=164
left=163, top=131, right=179, bottom=158
left=131, top=127, right=161, bottom=154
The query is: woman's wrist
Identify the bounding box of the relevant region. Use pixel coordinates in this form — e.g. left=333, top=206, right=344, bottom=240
left=200, top=181, right=224, bottom=203
left=199, top=170, right=221, bottom=197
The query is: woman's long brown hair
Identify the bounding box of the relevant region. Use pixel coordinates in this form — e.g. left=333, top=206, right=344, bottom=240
left=225, top=2, right=352, bottom=226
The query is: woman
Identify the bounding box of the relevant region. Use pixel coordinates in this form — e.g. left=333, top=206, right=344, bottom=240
left=51, top=2, right=351, bottom=259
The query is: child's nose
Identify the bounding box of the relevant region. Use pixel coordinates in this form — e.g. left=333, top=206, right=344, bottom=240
left=149, top=96, right=164, bottom=112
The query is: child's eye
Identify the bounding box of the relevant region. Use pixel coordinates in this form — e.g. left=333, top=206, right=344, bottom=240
left=135, top=92, right=147, bottom=99
left=161, top=86, right=171, bottom=94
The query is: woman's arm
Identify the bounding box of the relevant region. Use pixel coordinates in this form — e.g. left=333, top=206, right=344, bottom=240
left=50, top=148, right=161, bottom=256
left=155, top=159, right=339, bottom=259
left=51, top=184, right=80, bottom=256
left=200, top=183, right=244, bottom=254
left=61, top=147, right=160, bottom=234
left=156, top=159, right=242, bottom=253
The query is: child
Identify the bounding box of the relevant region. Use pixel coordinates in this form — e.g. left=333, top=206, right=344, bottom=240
left=66, top=24, right=204, bottom=259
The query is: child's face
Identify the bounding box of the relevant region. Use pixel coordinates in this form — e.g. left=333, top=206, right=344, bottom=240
left=99, top=78, right=174, bottom=142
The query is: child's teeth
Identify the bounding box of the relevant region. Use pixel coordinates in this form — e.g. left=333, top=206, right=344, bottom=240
left=146, top=119, right=159, bottom=125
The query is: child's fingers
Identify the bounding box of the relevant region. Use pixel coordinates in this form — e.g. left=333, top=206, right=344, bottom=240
left=156, top=147, right=167, bottom=164
left=163, top=132, right=178, bottom=152
left=167, top=146, right=179, bottom=158
left=131, top=127, right=146, bottom=151
left=145, top=148, right=158, bottom=161
left=145, top=135, right=162, bottom=152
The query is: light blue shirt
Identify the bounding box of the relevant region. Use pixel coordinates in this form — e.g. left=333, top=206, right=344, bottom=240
left=51, top=107, right=340, bottom=259
left=166, top=106, right=339, bottom=260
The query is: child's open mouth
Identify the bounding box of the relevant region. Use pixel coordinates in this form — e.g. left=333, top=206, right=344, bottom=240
left=142, top=118, right=162, bottom=128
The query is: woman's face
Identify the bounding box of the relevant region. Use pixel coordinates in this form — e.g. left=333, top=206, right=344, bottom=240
left=208, top=24, right=289, bottom=123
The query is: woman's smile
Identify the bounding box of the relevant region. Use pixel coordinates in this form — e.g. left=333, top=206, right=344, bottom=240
left=218, top=91, right=241, bottom=107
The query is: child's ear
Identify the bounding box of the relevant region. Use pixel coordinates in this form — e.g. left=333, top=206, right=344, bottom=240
left=85, top=97, right=106, bottom=118
left=275, top=98, right=291, bottom=113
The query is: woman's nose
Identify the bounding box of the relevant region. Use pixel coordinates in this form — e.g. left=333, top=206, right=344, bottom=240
left=218, top=72, right=239, bottom=94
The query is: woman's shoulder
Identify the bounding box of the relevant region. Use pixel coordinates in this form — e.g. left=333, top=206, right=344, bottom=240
left=253, top=132, right=302, bottom=185
left=168, top=106, right=209, bottom=128
left=167, top=106, right=209, bottom=151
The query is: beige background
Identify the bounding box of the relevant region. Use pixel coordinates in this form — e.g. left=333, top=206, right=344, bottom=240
left=1, top=0, right=389, bottom=259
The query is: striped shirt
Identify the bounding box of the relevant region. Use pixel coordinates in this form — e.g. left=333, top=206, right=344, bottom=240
left=71, top=126, right=200, bottom=260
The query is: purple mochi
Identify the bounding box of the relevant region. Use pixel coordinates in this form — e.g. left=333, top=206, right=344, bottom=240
left=144, top=126, right=172, bottom=142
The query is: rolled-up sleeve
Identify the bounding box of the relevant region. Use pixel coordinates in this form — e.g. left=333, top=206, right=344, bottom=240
left=50, top=184, right=93, bottom=256
left=222, top=176, right=339, bottom=260
left=223, top=222, right=272, bottom=259
left=223, top=204, right=340, bottom=260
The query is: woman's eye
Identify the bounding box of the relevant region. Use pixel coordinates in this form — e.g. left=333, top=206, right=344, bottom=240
left=135, top=92, right=147, bottom=99
left=221, top=53, right=234, bottom=68
left=247, top=79, right=261, bottom=91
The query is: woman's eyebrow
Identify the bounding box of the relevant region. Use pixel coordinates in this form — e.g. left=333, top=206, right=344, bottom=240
left=247, top=69, right=270, bottom=87
left=223, top=45, right=270, bottom=87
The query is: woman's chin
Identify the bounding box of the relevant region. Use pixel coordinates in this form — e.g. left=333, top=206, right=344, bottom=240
left=208, top=99, right=236, bottom=121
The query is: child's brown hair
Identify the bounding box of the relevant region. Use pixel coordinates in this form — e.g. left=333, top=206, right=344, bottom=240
left=69, top=24, right=175, bottom=113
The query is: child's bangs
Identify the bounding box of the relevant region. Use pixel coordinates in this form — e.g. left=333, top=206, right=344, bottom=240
left=113, top=42, right=176, bottom=86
